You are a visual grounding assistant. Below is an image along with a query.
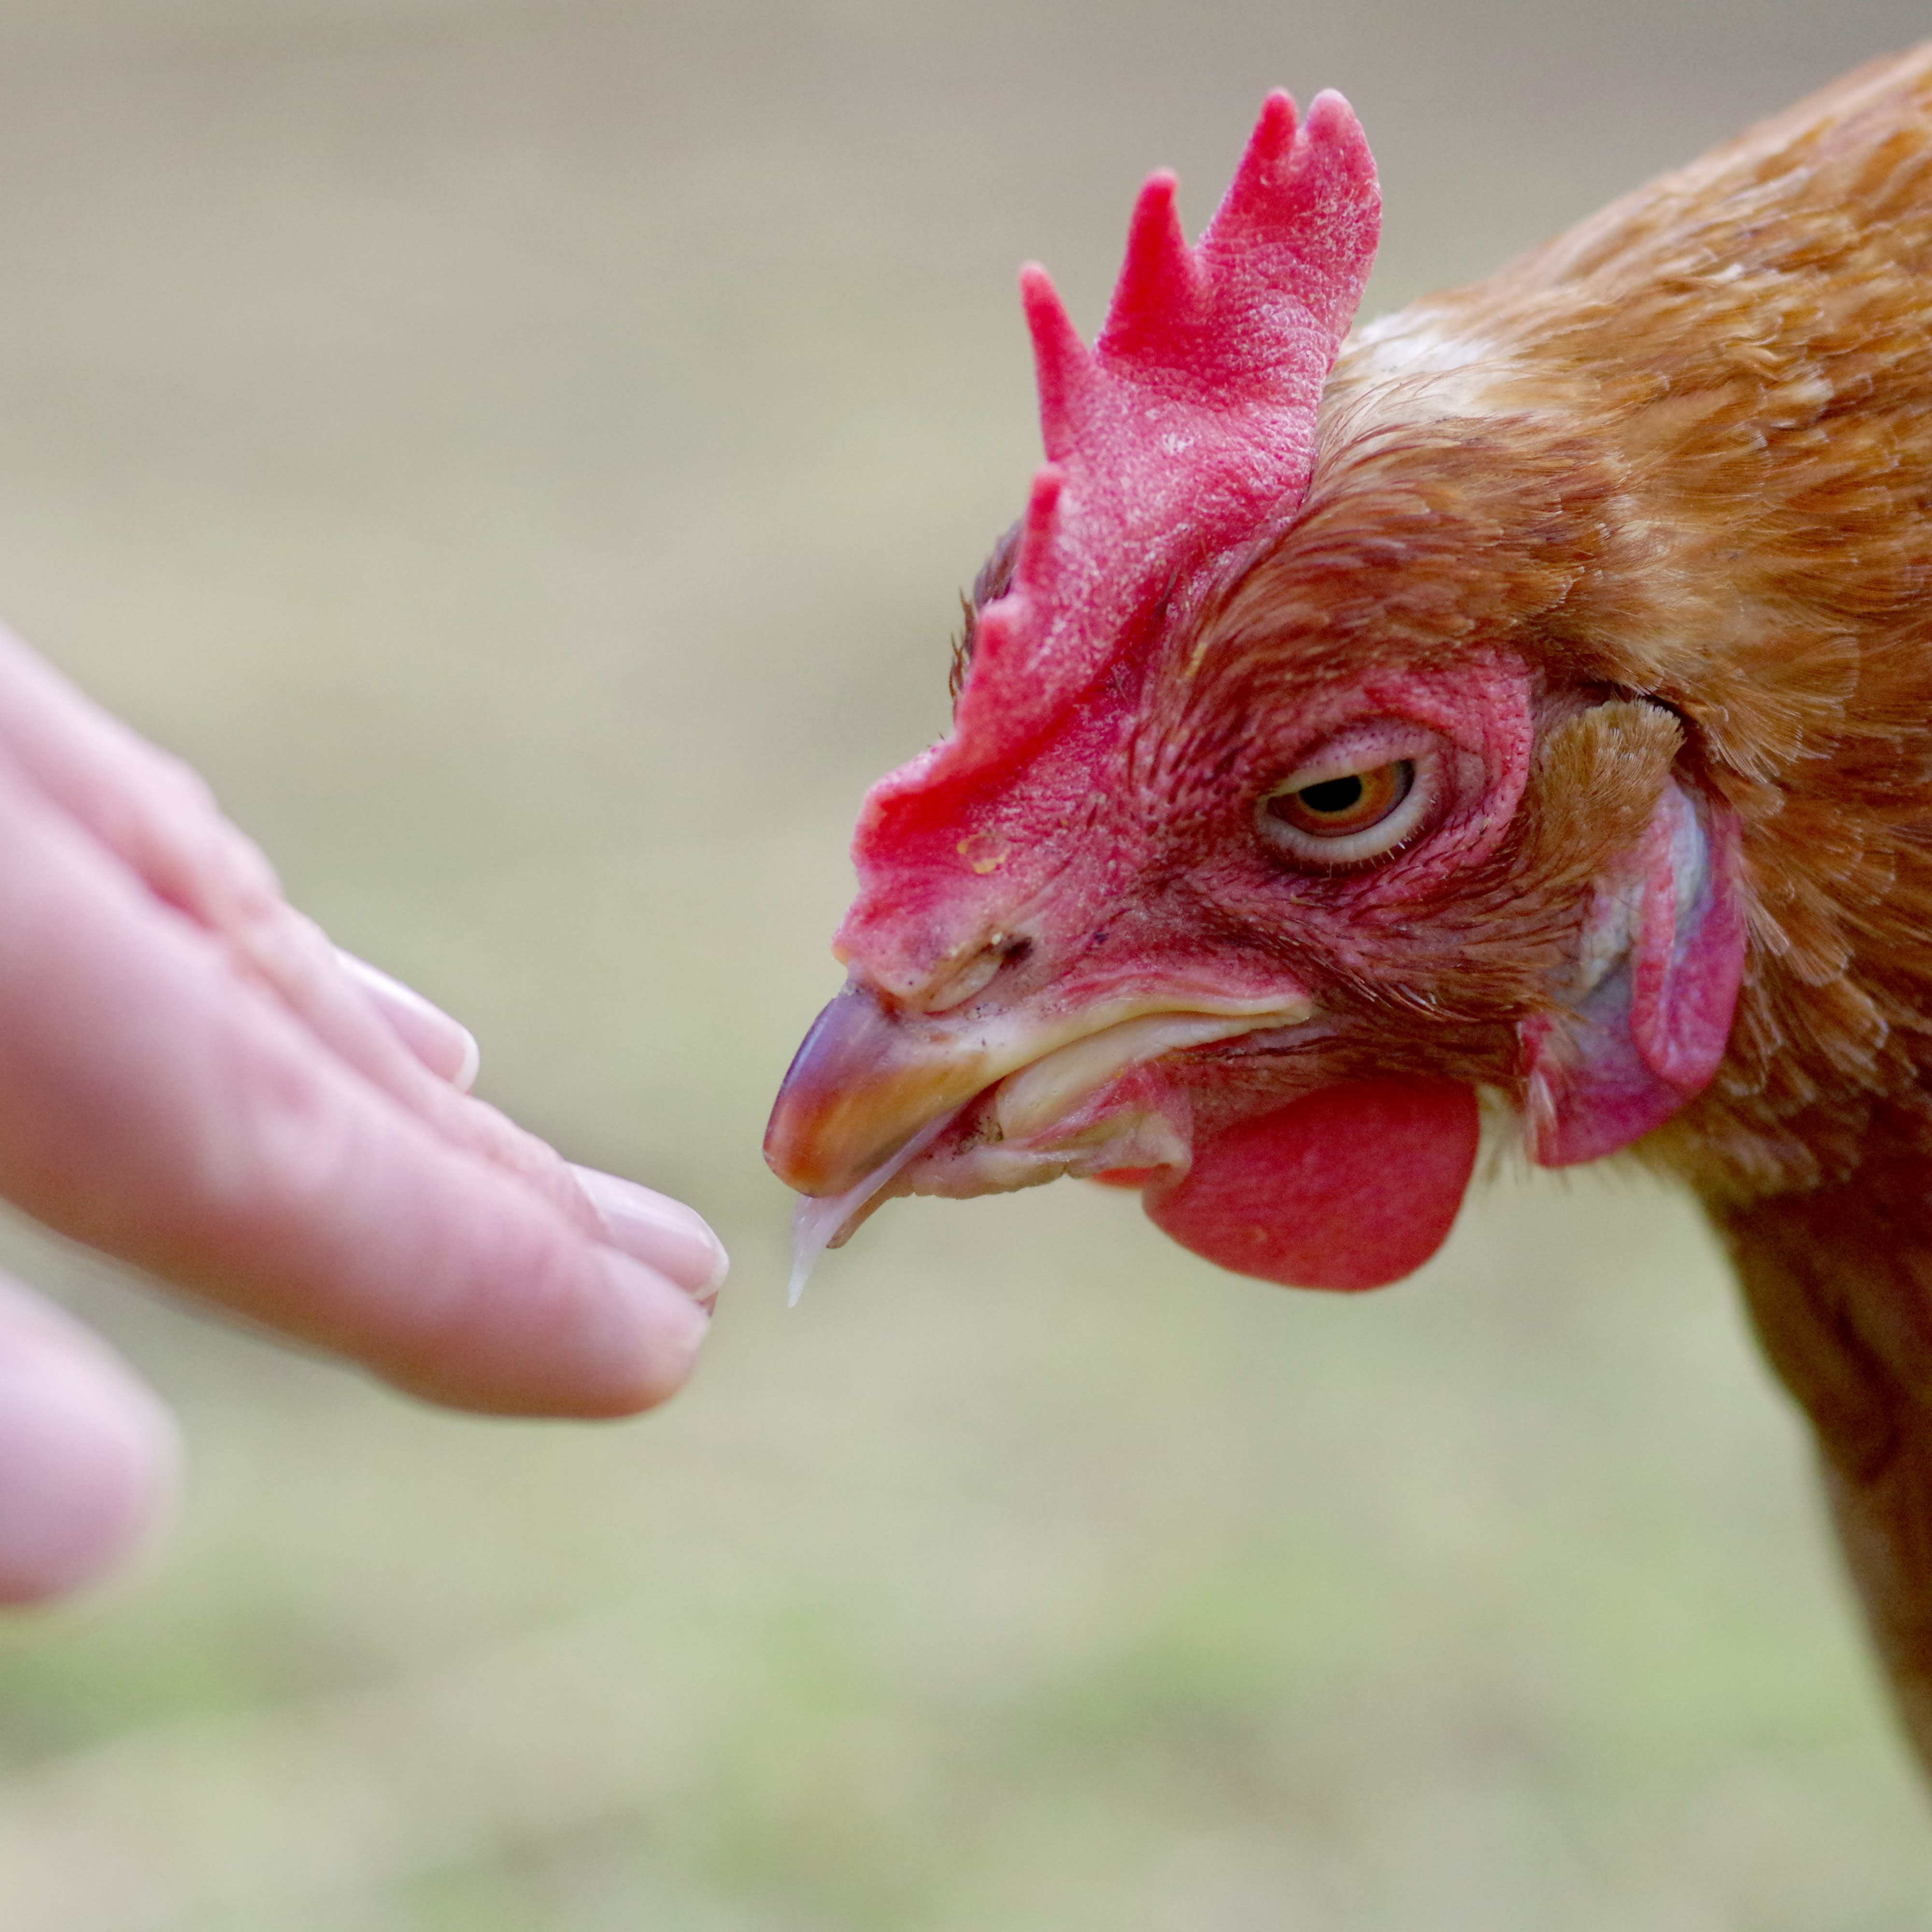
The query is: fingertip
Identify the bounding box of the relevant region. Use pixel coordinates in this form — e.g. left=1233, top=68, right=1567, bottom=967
left=578, top=1247, right=713, bottom=1416
left=604, top=1247, right=711, bottom=1405
left=0, top=1347, right=181, bottom=1606
left=568, top=1165, right=730, bottom=1308
left=335, top=949, right=481, bottom=1090
left=386, top=1239, right=713, bottom=1421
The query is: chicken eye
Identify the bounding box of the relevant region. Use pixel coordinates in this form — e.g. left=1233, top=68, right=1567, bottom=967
left=1269, top=760, right=1414, bottom=838
left=1258, top=749, right=1439, bottom=867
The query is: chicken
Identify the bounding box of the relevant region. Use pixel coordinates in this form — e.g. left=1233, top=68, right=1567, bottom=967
left=765, top=47, right=1932, bottom=1770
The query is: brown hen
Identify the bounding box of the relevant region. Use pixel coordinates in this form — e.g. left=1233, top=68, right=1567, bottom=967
left=768, top=47, right=1932, bottom=1772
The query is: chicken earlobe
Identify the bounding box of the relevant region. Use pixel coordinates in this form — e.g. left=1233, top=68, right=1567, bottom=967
left=1523, top=778, right=1746, bottom=1168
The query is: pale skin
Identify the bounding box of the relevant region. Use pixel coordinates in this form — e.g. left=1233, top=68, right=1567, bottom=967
left=0, top=626, right=726, bottom=1605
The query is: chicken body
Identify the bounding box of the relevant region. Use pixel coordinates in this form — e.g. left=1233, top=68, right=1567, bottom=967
left=768, top=48, right=1932, bottom=1769
left=1349, top=52, right=1932, bottom=1762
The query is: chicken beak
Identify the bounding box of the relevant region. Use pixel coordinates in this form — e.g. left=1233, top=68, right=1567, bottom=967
left=766, top=978, right=1322, bottom=1201
left=764, top=983, right=999, bottom=1197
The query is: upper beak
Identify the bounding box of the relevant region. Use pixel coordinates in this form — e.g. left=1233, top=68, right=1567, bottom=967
left=764, top=983, right=1001, bottom=1196
left=765, top=978, right=1318, bottom=1200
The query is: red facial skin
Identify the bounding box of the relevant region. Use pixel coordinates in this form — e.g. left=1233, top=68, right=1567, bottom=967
left=841, top=652, right=1534, bottom=1067
left=769, top=651, right=1538, bottom=1287
left=769, top=597, right=1738, bottom=1289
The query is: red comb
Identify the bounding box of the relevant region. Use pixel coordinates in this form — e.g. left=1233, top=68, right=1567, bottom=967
left=842, top=90, right=1379, bottom=976
left=920, top=92, right=1376, bottom=775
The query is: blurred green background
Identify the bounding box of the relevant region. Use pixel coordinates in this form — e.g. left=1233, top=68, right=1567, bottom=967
left=0, top=1, right=1926, bottom=1925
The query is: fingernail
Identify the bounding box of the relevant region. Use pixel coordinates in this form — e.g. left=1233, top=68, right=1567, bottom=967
left=448, top=1026, right=481, bottom=1092
left=337, top=950, right=482, bottom=1091
left=569, top=1165, right=730, bottom=1309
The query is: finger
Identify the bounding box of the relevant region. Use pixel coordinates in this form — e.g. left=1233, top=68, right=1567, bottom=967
left=0, top=630, right=609, bottom=1239
left=0, top=1277, right=179, bottom=1605
left=0, top=769, right=709, bottom=1417
left=0, top=624, right=282, bottom=925
left=568, top=1166, right=730, bottom=1312
left=335, top=950, right=482, bottom=1092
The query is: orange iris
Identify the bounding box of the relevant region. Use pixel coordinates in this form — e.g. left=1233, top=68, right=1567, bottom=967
left=1268, top=759, right=1414, bottom=838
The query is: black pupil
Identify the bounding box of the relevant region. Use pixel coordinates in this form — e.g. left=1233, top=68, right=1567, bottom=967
left=1299, top=774, right=1365, bottom=816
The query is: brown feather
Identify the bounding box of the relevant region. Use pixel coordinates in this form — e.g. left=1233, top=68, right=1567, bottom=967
left=1303, top=43, right=1932, bottom=1771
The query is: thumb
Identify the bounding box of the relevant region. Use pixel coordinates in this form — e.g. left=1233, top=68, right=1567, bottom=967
left=0, top=1277, right=180, bottom=1605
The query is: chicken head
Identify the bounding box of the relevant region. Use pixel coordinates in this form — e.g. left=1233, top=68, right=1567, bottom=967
left=764, top=89, right=1746, bottom=1294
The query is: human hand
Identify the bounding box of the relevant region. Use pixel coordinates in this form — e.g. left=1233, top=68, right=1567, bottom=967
left=0, top=626, right=725, bottom=1605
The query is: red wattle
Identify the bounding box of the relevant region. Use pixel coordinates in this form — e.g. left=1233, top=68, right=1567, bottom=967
left=1142, top=1080, right=1479, bottom=1291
